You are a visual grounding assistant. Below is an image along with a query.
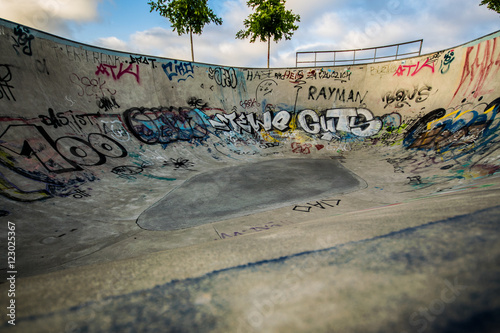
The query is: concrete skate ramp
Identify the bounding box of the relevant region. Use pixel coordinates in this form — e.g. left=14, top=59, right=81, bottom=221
left=138, top=158, right=364, bottom=230
left=1, top=17, right=500, bottom=333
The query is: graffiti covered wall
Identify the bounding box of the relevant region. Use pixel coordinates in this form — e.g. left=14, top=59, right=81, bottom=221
left=0, top=18, right=499, bottom=202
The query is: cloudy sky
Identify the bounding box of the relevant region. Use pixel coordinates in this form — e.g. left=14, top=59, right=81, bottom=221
left=1, top=0, right=499, bottom=68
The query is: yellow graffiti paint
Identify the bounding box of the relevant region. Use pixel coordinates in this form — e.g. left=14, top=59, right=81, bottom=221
left=484, top=104, right=496, bottom=114
left=427, top=103, right=497, bottom=130
left=259, top=130, right=278, bottom=143
left=427, top=109, right=461, bottom=130
left=0, top=175, right=51, bottom=201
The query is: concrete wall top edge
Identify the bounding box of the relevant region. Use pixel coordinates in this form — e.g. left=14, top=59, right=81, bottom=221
left=2, top=17, right=499, bottom=71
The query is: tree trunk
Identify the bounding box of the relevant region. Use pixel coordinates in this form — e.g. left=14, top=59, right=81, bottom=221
left=190, top=29, right=194, bottom=62
left=267, top=38, right=270, bottom=68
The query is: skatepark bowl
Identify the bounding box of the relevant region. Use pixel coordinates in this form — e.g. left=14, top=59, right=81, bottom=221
left=0, top=17, right=500, bottom=332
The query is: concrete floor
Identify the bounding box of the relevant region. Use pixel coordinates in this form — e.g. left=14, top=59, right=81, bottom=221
left=14, top=204, right=500, bottom=333
left=2, top=149, right=499, bottom=332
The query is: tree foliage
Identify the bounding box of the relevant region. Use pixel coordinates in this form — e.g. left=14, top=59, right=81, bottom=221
left=148, top=0, right=222, bottom=61
left=149, top=0, right=222, bottom=35
left=236, top=0, right=300, bottom=43
left=236, top=0, right=300, bottom=67
left=480, top=0, right=500, bottom=13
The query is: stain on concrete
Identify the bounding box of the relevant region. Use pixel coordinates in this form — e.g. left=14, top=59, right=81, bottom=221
left=137, top=158, right=365, bottom=230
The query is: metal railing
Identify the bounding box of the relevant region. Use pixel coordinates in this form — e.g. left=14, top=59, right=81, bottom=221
left=295, top=39, right=423, bottom=67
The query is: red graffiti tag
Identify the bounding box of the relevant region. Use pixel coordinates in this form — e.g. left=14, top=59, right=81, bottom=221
left=453, top=37, right=500, bottom=99
left=95, top=63, right=140, bottom=84
left=393, top=58, right=435, bottom=77
left=292, top=142, right=312, bottom=154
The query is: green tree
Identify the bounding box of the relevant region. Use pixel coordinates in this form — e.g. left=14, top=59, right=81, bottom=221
left=148, top=0, right=222, bottom=62
left=236, top=0, right=300, bottom=68
left=480, top=0, right=500, bottom=13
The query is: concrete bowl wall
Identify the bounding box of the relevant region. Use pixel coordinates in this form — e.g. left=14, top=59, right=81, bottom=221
left=0, top=17, right=499, bottom=273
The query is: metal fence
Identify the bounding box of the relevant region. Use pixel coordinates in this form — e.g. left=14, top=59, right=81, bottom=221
left=295, top=39, right=423, bottom=67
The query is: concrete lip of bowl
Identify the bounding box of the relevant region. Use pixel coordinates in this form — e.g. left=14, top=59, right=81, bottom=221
left=137, top=158, right=366, bottom=231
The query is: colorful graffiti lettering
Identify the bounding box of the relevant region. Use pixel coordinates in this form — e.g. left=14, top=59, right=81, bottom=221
left=394, top=58, right=435, bottom=77
left=453, top=37, right=500, bottom=99
left=123, top=107, right=212, bottom=146
left=298, top=108, right=382, bottom=138
left=0, top=17, right=499, bottom=206
left=162, top=60, right=194, bottom=82
left=210, top=108, right=382, bottom=140
left=404, top=98, right=500, bottom=156
left=95, top=63, right=140, bottom=83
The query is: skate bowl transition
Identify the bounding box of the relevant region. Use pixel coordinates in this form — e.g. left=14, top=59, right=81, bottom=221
left=1, top=17, right=500, bottom=332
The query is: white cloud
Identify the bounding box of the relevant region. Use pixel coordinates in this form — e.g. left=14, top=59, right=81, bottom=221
left=205, top=39, right=269, bottom=67
left=220, top=0, right=251, bottom=29
left=95, top=36, right=128, bottom=52
left=0, top=0, right=102, bottom=36
left=286, top=0, right=346, bottom=24
left=129, top=27, right=187, bottom=57
left=39, top=0, right=101, bottom=21
left=6, top=0, right=497, bottom=68
left=95, top=25, right=271, bottom=67
left=305, top=12, right=345, bottom=46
